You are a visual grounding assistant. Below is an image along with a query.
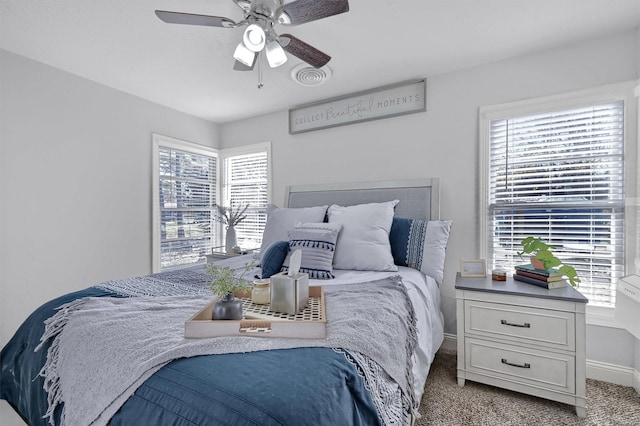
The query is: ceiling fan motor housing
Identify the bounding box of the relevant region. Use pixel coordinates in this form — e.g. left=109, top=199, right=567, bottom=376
left=248, top=0, right=284, bottom=21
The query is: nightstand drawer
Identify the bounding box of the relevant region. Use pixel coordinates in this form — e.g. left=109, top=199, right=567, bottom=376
left=465, top=338, right=575, bottom=394
left=465, top=300, right=575, bottom=351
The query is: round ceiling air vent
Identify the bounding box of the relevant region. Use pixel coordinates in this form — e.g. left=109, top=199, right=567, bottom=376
left=291, top=64, right=332, bottom=87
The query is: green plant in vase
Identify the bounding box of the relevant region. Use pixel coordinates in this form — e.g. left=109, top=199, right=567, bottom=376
left=517, top=236, right=580, bottom=287
left=206, top=261, right=255, bottom=320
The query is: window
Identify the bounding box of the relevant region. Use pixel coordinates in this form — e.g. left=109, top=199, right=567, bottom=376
left=152, top=137, right=271, bottom=272
left=220, top=143, right=271, bottom=251
left=480, top=83, right=636, bottom=308
left=152, top=135, right=219, bottom=272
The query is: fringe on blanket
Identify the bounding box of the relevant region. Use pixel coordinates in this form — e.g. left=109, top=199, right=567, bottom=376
left=390, top=275, right=419, bottom=417
left=334, top=275, right=419, bottom=426
left=336, top=348, right=407, bottom=426
left=35, top=264, right=213, bottom=419
left=35, top=298, right=89, bottom=426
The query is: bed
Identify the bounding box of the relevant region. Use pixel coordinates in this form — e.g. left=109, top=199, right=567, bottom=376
left=1, top=178, right=451, bottom=426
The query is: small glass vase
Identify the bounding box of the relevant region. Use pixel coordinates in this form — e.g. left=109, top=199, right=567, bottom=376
left=212, top=293, right=243, bottom=320
left=225, top=225, right=237, bottom=254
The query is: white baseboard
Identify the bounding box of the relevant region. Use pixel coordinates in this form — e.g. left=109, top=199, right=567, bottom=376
left=586, top=359, right=636, bottom=387
left=440, top=333, right=457, bottom=352
left=439, top=333, right=639, bottom=393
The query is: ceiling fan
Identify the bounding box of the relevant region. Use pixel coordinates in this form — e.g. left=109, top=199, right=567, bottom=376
left=155, top=0, right=349, bottom=73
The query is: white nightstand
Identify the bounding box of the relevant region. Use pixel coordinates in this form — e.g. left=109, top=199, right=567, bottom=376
left=455, top=272, right=588, bottom=417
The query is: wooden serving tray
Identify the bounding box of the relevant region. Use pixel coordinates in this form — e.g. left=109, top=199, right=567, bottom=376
left=185, top=286, right=326, bottom=339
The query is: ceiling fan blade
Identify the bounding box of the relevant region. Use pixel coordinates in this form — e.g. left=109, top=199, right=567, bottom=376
left=280, top=34, right=331, bottom=68
left=155, top=10, right=236, bottom=28
left=277, top=0, right=349, bottom=25
left=233, top=60, right=255, bottom=71
left=232, top=0, right=252, bottom=13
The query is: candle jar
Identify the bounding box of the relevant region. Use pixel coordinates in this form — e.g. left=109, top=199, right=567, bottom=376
left=492, top=268, right=508, bottom=281
left=251, top=279, right=271, bottom=305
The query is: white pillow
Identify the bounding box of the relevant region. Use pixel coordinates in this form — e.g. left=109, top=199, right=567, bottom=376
left=328, top=200, right=399, bottom=271
left=420, top=220, right=453, bottom=284
left=259, top=205, right=328, bottom=260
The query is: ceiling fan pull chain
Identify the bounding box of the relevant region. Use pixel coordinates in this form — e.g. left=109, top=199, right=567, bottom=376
left=257, top=50, right=264, bottom=89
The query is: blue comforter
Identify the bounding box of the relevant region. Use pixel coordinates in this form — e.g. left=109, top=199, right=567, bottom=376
left=1, top=287, right=381, bottom=426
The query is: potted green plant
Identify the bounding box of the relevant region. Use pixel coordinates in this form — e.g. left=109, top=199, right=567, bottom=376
left=517, top=236, right=581, bottom=287
left=206, top=261, right=254, bottom=320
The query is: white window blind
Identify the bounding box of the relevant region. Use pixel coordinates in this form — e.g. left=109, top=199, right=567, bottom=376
left=222, top=149, right=269, bottom=250
left=487, top=101, right=625, bottom=307
left=156, top=143, right=217, bottom=270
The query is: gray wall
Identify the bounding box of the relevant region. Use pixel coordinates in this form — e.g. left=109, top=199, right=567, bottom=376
left=220, top=30, right=640, bottom=368
left=0, top=49, right=220, bottom=345
left=587, top=326, right=636, bottom=367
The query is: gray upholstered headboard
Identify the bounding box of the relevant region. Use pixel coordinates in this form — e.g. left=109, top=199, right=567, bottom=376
left=284, top=179, right=440, bottom=221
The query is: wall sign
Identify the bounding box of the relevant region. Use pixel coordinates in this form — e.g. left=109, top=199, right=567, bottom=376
left=289, top=78, right=426, bottom=134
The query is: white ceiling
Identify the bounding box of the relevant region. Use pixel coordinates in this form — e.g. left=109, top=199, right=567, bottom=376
left=2, top=0, right=639, bottom=123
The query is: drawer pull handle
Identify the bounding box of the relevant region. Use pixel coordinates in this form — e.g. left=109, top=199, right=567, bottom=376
left=501, top=319, right=530, bottom=328
left=501, top=358, right=531, bottom=369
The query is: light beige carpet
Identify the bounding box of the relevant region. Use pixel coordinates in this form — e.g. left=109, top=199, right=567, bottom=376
left=417, top=351, right=640, bottom=425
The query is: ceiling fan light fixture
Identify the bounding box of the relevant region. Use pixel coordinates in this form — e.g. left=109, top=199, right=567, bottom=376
left=233, top=42, right=256, bottom=67
left=265, top=41, right=288, bottom=68
left=243, top=24, right=266, bottom=52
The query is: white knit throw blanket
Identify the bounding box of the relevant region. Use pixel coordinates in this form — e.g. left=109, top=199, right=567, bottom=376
left=36, top=276, right=417, bottom=426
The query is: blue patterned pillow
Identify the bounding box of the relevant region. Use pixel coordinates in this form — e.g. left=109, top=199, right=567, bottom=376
left=389, top=218, right=452, bottom=284
left=260, top=241, right=290, bottom=279
left=281, top=223, right=342, bottom=279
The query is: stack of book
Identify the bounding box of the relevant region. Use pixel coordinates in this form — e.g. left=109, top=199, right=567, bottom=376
left=513, top=264, right=568, bottom=289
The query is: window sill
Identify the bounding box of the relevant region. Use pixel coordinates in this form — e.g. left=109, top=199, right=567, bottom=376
left=586, top=305, right=625, bottom=329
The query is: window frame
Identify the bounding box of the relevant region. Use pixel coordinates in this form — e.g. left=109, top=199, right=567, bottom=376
left=152, top=134, right=220, bottom=273
left=219, top=142, right=272, bottom=250
left=479, top=81, right=638, bottom=326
